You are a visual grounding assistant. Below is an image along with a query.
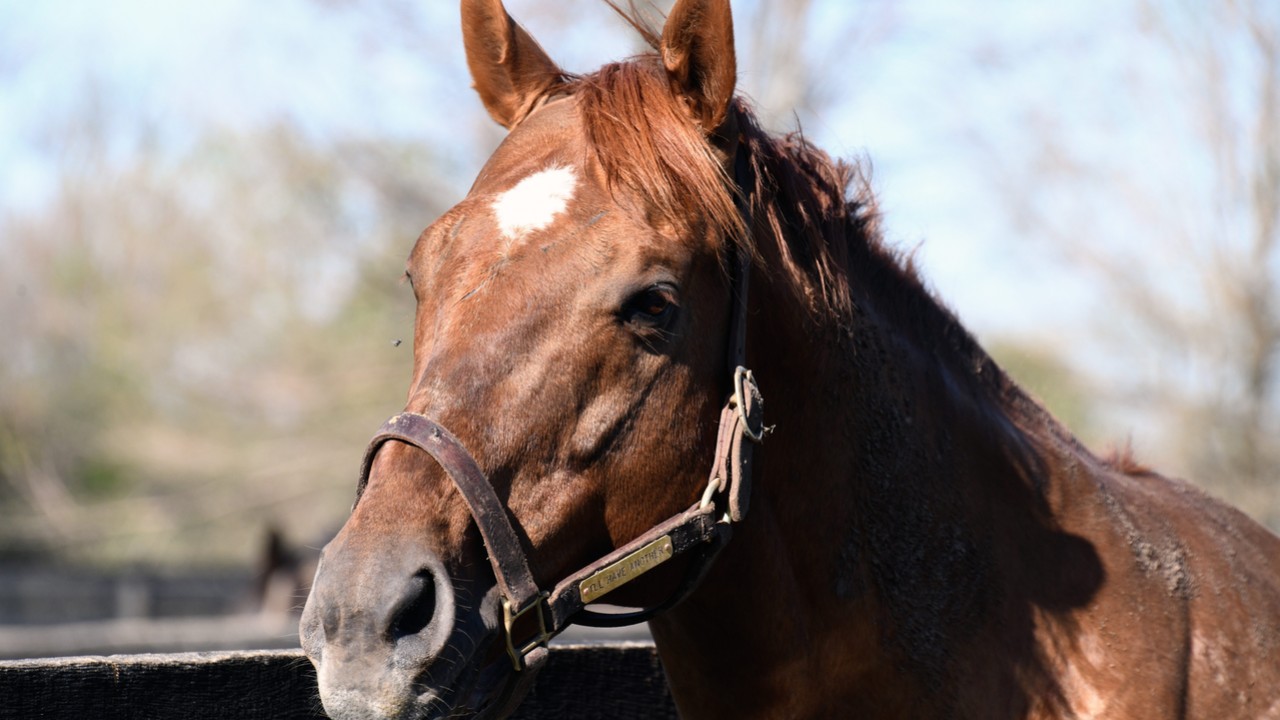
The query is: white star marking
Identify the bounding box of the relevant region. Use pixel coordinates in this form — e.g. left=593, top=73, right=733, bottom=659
left=492, top=165, right=577, bottom=241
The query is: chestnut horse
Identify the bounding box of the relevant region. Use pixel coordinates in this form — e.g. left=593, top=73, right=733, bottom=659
left=300, top=1, right=1280, bottom=718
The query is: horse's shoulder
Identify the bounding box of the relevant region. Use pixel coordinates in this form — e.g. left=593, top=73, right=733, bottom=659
left=1024, top=456, right=1280, bottom=717
left=1098, top=463, right=1278, bottom=575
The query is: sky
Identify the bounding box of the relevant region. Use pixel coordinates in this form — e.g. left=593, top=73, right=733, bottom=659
left=0, top=0, right=1220, bottom=346
left=0, top=1, right=457, bottom=208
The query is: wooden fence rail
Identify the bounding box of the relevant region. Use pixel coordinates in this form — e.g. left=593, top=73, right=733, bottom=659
left=0, top=567, right=255, bottom=625
left=0, top=645, right=677, bottom=720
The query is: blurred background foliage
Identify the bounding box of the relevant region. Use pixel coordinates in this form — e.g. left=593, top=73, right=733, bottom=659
left=0, top=120, right=433, bottom=562
left=0, top=0, right=1275, bottom=572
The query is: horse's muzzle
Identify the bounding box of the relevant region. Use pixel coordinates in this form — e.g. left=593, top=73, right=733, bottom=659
left=300, top=532, right=529, bottom=720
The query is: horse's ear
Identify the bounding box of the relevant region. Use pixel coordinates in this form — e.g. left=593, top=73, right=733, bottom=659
left=461, top=0, right=565, bottom=129
left=660, top=0, right=737, bottom=133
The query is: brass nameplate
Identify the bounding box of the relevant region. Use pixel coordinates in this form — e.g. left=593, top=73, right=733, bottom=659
left=578, top=535, right=674, bottom=604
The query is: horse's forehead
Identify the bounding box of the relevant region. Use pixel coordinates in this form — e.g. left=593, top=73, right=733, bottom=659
left=471, top=99, right=590, bottom=192
left=452, top=100, right=606, bottom=240
left=416, top=98, right=689, bottom=277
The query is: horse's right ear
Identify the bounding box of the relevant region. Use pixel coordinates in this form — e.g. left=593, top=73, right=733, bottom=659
left=461, top=0, right=565, bottom=129
left=660, top=0, right=737, bottom=134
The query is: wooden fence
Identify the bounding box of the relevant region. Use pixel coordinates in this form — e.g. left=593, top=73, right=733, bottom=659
left=0, top=565, right=297, bottom=660
left=0, top=566, right=256, bottom=625
left=0, top=645, right=677, bottom=720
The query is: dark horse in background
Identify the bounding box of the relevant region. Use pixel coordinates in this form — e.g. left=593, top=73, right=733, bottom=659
left=301, top=1, right=1280, bottom=718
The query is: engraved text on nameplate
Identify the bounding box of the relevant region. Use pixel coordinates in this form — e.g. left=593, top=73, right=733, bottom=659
left=578, top=535, right=674, bottom=604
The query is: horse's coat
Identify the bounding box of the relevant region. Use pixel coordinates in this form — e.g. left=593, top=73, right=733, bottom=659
left=300, top=2, right=1280, bottom=719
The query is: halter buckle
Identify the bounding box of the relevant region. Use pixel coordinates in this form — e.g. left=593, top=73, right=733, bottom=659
left=732, top=366, right=765, bottom=442
left=502, top=593, right=551, bottom=672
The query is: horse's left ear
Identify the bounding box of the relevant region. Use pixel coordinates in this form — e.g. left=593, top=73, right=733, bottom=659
left=660, top=0, right=737, bottom=134
left=462, top=0, right=566, bottom=129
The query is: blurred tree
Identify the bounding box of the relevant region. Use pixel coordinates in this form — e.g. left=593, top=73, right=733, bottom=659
left=987, top=340, right=1100, bottom=447
left=0, top=114, right=443, bottom=564
left=967, top=0, right=1278, bottom=528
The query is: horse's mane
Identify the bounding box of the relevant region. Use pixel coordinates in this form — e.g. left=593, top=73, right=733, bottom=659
left=568, top=38, right=1011, bottom=407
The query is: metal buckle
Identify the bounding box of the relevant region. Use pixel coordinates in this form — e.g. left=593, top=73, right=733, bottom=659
left=732, top=366, right=765, bottom=442
left=502, top=593, right=551, bottom=671
left=699, top=474, right=722, bottom=510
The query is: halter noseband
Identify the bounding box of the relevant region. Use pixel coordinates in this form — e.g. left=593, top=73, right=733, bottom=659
left=352, top=142, right=765, bottom=674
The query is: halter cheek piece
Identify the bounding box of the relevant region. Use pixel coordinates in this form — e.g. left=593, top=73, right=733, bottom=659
left=352, top=144, right=765, bottom=675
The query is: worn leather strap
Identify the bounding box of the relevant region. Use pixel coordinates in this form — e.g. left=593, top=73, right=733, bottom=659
left=355, top=414, right=543, bottom=619
left=547, top=498, right=730, bottom=629
left=353, top=411, right=737, bottom=663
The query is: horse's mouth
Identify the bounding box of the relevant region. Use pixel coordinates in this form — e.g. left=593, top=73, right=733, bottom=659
left=414, top=658, right=495, bottom=719
left=409, top=614, right=527, bottom=720
left=309, top=589, right=531, bottom=720
left=418, top=655, right=517, bottom=720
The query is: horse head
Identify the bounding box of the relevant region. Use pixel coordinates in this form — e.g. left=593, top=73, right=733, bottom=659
left=300, top=2, right=756, bottom=718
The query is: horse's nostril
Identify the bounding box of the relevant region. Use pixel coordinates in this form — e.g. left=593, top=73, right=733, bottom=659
left=388, top=570, right=438, bottom=640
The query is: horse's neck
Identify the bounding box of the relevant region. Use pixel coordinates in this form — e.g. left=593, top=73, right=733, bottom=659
left=653, top=260, right=1076, bottom=718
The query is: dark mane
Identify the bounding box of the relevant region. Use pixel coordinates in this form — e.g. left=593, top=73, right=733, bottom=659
left=570, top=45, right=1012, bottom=409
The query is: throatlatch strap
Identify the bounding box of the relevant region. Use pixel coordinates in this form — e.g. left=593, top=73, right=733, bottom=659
left=547, top=500, right=730, bottom=629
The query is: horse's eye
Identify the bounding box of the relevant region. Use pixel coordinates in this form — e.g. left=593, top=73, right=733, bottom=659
left=622, top=284, right=679, bottom=329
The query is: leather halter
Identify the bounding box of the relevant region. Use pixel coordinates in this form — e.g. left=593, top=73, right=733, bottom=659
left=353, top=143, right=765, bottom=674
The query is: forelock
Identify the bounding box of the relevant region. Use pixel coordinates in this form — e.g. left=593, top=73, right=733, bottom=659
left=570, top=57, right=746, bottom=254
